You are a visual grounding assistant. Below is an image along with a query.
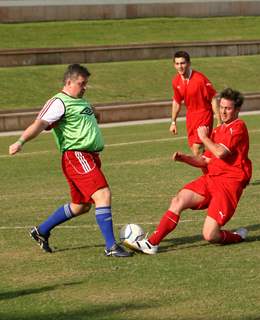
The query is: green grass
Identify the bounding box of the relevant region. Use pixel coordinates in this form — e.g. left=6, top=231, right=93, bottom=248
left=1, top=16, right=260, bottom=49
left=1, top=55, right=260, bottom=111
left=0, top=115, right=260, bottom=319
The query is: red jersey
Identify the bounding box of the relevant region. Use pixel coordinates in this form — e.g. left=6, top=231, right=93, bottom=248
left=204, top=119, right=252, bottom=186
left=172, top=70, right=216, bottom=114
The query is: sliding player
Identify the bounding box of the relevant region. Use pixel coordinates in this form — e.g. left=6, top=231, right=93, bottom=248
left=125, top=88, right=252, bottom=254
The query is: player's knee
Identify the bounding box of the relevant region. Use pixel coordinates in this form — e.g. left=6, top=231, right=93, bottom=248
left=203, top=229, right=220, bottom=243
left=82, top=202, right=92, bottom=213
left=92, top=187, right=111, bottom=207
left=99, top=187, right=111, bottom=203
left=70, top=202, right=92, bottom=216
left=169, top=195, right=182, bottom=213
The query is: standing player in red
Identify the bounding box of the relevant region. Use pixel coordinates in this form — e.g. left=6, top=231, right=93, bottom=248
left=170, top=51, right=221, bottom=156
left=124, top=88, right=252, bottom=254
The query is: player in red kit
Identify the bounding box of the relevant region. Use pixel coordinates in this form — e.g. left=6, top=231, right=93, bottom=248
left=124, top=88, right=252, bottom=254
left=170, top=51, right=221, bottom=156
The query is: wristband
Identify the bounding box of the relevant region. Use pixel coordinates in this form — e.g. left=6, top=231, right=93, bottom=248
left=171, top=120, right=176, bottom=125
left=17, top=138, right=25, bottom=146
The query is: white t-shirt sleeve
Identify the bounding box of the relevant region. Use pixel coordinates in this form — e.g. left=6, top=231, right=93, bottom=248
left=37, top=98, right=65, bottom=124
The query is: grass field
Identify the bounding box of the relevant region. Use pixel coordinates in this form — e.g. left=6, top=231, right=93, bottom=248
left=0, top=115, right=260, bottom=320
left=1, top=55, right=260, bottom=111
left=1, top=16, right=260, bottom=49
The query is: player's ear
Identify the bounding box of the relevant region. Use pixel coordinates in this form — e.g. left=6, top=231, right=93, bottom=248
left=66, top=79, right=72, bottom=86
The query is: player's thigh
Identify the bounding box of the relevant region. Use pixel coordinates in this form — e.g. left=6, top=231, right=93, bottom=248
left=207, top=179, right=243, bottom=226
left=62, top=159, right=85, bottom=204
left=62, top=151, right=108, bottom=203
left=179, top=175, right=210, bottom=211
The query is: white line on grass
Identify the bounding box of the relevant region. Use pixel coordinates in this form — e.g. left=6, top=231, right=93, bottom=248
left=0, top=219, right=199, bottom=230
left=0, top=135, right=187, bottom=158
left=106, top=135, right=186, bottom=147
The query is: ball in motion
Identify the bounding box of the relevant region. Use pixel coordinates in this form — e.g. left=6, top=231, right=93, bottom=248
left=119, top=223, right=145, bottom=243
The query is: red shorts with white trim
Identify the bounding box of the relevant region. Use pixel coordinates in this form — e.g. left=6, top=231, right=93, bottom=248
left=186, top=110, right=213, bottom=147
left=183, top=175, right=244, bottom=226
left=62, top=150, right=108, bottom=204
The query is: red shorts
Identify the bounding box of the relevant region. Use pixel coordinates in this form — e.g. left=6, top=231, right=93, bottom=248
left=186, top=110, right=213, bottom=147
left=183, top=175, right=244, bottom=226
left=62, top=150, right=108, bottom=204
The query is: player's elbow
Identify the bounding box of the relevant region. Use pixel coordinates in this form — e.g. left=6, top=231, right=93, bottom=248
left=215, top=151, right=226, bottom=159
left=214, top=146, right=229, bottom=159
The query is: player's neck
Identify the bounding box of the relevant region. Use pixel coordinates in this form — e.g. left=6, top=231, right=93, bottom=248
left=181, top=68, right=192, bottom=80
left=62, top=88, right=78, bottom=99
left=223, top=117, right=239, bottom=126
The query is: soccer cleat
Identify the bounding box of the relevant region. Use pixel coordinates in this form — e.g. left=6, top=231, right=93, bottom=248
left=234, top=227, right=248, bottom=240
left=105, top=243, right=133, bottom=257
left=123, top=238, right=158, bottom=255
left=29, top=226, right=52, bottom=253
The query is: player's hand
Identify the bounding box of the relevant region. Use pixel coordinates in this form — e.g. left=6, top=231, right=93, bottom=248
left=172, top=151, right=182, bottom=161
left=169, top=123, right=177, bottom=135
left=197, top=126, right=209, bottom=140
left=9, top=142, right=22, bottom=155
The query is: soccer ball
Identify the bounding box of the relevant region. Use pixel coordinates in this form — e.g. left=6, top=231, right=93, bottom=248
left=119, top=224, right=145, bottom=243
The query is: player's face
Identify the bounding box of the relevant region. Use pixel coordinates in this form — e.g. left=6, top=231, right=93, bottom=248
left=67, top=75, right=88, bottom=98
left=220, top=98, right=239, bottom=124
left=174, top=57, right=190, bottom=77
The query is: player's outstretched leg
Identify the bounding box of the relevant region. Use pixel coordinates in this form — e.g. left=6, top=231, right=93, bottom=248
left=124, top=238, right=158, bottom=255
left=124, top=210, right=180, bottom=255
left=29, top=203, right=75, bottom=253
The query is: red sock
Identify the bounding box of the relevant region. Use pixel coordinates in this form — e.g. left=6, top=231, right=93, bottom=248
left=148, top=210, right=180, bottom=245
left=219, top=230, right=243, bottom=244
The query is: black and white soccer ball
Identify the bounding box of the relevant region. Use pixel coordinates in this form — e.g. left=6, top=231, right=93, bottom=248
left=119, top=223, right=145, bottom=243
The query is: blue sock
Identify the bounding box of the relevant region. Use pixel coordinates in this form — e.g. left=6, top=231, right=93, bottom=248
left=38, top=204, right=73, bottom=237
left=95, top=206, right=116, bottom=249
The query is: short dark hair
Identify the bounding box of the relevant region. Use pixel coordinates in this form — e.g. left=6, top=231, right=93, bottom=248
left=173, top=51, right=191, bottom=63
left=63, top=64, right=91, bottom=84
left=220, top=88, right=244, bottom=109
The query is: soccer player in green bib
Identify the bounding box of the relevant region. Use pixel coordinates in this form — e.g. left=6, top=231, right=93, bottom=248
left=9, top=64, right=132, bottom=257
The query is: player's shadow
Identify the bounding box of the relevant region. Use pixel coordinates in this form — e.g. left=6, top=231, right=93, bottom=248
left=159, top=233, right=208, bottom=253
left=244, top=223, right=260, bottom=242
left=1, top=301, right=155, bottom=320
left=245, top=223, right=260, bottom=231
left=159, top=222, right=260, bottom=253
left=53, top=243, right=104, bottom=253
left=250, top=179, right=260, bottom=185
left=0, top=281, right=83, bottom=301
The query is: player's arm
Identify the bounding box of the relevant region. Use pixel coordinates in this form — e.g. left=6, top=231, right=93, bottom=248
left=169, top=100, right=181, bottom=134
left=172, top=151, right=209, bottom=168
left=211, top=96, right=221, bottom=126
left=9, top=119, right=49, bottom=155
left=197, top=126, right=230, bottom=159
